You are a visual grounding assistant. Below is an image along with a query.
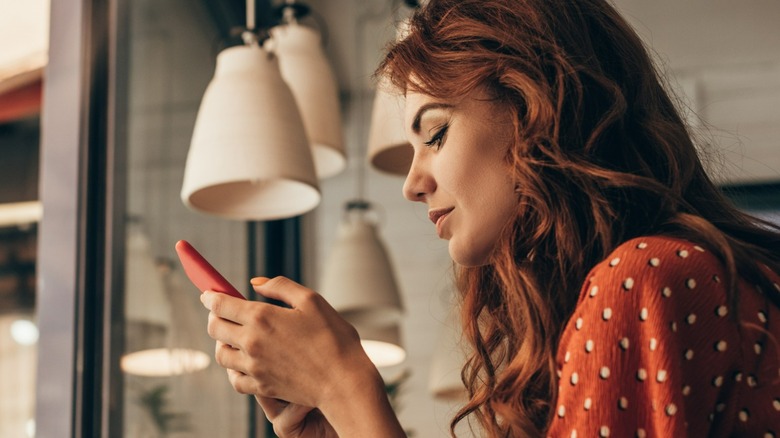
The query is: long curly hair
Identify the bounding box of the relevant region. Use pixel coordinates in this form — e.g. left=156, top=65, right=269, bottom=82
left=377, top=0, right=780, bottom=435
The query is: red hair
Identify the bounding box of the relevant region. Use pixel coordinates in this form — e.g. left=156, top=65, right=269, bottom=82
left=378, top=0, right=780, bottom=435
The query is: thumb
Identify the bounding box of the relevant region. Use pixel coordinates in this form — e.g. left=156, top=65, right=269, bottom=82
left=250, top=276, right=289, bottom=308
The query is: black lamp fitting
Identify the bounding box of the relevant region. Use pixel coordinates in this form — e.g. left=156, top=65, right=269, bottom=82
left=273, top=2, right=311, bottom=22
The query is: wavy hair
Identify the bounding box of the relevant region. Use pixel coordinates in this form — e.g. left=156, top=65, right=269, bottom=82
left=377, top=0, right=780, bottom=435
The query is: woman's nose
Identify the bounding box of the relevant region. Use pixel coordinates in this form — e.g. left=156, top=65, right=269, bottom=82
left=402, top=153, right=434, bottom=202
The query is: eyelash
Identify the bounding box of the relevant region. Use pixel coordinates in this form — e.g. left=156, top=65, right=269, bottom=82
left=424, top=123, right=449, bottom=149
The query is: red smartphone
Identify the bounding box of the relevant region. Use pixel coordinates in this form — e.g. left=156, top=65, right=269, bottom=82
left=175, top=240, right=246, bottom=300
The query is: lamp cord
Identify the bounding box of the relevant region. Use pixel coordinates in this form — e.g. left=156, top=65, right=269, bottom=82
left=246, top=0, right=255, bottom=31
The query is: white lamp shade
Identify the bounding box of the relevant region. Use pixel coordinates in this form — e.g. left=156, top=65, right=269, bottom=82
left=122, top=226, right=211, bottom=377
left=428, top=305, right=468, bottom=401
left=181, top=45, right=320, bottom=220
left=320, top=213, right=403, bottom=327
left=367, top=80, right=412, bottom=176
left=125, top=225, right=171, bottom=329
left=357, top=324, right=406, bottom=368
left=272, top=23, right=346, bottom=179
left=120, top=348, right=211, bottom=377
left=367, top=19, right=413, bottom=176
left=0, top=200, right=42, bottom=228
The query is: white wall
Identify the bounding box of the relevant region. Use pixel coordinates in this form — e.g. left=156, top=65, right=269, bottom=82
left=614, top=0, right=780, bottom=184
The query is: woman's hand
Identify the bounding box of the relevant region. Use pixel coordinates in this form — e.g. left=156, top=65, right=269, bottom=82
left=225, top=363, right=338, bottom=438
left=201, top=276, right=406, bottom=437
left=253, top=394, right=337, bottom=438
left=202, top=276, right=369, bottom=408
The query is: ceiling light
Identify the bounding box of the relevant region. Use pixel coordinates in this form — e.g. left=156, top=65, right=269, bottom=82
left=120, top=348, right=211, bottom=377
left=271, top=16, right=345, bottom=178
left=367, top=18, right=414, bottom=176
left=319, top=201, right=404, bottom=327
left=122, top=225, right=210, bottom=376
left=367, top=78, right=412, bottom=175
left=0, top=201, right=42, bottom=227
left=181, top=0, right=320, bottom=220
left=358, top=324, right=406, bottom=368
left=10, top=318, right=38, bottom=346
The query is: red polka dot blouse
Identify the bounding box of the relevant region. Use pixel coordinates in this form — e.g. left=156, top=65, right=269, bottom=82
left=547, top=236, right=780, bottom=437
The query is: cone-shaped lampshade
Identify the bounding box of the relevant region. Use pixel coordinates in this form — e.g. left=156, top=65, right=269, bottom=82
left=181, top=44, right=320, bottom=220
left=125, top=225, right=171, bottom=334
left=357, top=323, right=406, bottom=368
left=367, top=80, right=412, bottom=176
left=367, top=19, right=413, bottom=176
left=320, top=203, right=403, bottom=327
left=428, top=305, right=468, bottom=400
left=122, top=225, right=210, bottom=376
left=271, top=23, right=346, bottom=179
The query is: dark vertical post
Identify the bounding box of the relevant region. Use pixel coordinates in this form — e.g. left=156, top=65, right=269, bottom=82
left=76, top=0, right=112, bottom=435
left=246, top=221, right=259, bottom=438
left=263, top=218, right=302, bottom=281
left=36, top=0, right=117, bottom=435
left=246, top=217, right=302, bottom=438
left=102, top=0, right=130, bottom=435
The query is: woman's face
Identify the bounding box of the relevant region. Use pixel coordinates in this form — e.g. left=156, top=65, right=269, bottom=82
left=403, top=88, right=518, bottom=266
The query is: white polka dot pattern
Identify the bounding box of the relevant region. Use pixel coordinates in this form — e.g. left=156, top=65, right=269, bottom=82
left=547, top=236, right=780, bottom=438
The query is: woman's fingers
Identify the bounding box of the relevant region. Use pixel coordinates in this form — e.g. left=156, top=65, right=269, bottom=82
left=205, top=309, right=245, bottom=353
left=203, top=290, right=286, bottom=328
left=252, top=276, right=320, bottom=310
left=256, top=396, right=297, bottom=421
left=202, top=291, right=278, bottom=324
left=206, top=275, right=371, bottom=410
left=215, top=340, right=248, bottom=374
left=225, top=368, right=257, bottom=395
left=201, top=291, right=244, bottom=322
left=257, top=397, right=321, bottom=438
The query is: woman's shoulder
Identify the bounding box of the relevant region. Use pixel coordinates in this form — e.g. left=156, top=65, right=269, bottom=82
left=572, top=235, right=738, bottom=329
left=598, top=235, right=716, bottom=268
left=583, top=235, right=724, bottom=293
left=557, top=235, right=780, bottom=437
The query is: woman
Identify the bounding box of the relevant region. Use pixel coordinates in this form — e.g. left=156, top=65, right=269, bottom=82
left=201, top=0, right=780, bottom=436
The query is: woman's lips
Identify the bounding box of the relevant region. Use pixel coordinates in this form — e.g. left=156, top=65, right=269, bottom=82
left=428, top=207, right=454, bottom=236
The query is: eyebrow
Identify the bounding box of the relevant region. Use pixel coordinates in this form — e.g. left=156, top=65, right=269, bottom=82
left=411, top=102, right=454, bottom=134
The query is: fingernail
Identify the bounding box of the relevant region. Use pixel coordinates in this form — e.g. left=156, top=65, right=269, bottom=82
left=250, top=276, right=270, bottom=286
left=200, top=291, right=213, bottom=310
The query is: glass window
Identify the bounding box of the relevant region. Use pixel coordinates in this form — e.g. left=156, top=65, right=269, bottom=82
left=118, top=0, right=250, bottom=435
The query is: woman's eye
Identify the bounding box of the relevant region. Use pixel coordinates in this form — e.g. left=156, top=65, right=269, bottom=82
left=423, top=123, right=449, bottom=150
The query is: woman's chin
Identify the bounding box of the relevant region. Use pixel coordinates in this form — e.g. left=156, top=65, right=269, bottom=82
left=449, top=240, right=491, bottom=267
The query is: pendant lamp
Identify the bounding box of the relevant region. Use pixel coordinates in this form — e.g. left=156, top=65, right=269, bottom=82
left=181, top=1, right=320, bottom=221
left=319, top=201, right=404, bottom=327
left=121, top=224, right=211, bottom=377
left=367, top=79, right=412, bottom=175
left=271, top=17, right=346, bottom=179
left=357, top=323, right=406, bottom=368
left=367, top=18, right=414, bottom=176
